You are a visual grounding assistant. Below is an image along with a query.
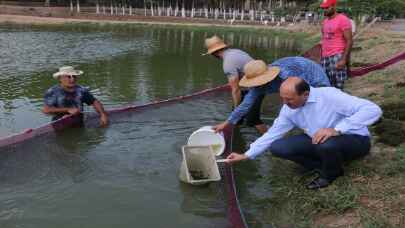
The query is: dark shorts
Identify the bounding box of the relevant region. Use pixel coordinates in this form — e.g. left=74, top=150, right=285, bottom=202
left=237, top=90, right=265, bottom=127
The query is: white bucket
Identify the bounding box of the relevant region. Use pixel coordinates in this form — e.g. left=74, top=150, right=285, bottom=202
left=179, top=145, right=221, bottom=185
left=187, top=126, right=225, bottom=156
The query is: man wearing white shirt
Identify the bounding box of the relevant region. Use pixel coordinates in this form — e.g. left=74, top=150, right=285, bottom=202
left=225, top=77, right=382, bottom=189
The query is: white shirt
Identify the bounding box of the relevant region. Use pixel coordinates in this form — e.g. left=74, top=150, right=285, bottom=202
left=245, top=87, right=382, bottom=159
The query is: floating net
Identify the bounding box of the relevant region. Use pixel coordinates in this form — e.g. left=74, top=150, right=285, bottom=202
left=302, top=44, right=405, bottom=77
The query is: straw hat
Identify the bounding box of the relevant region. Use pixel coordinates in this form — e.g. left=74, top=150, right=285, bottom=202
left=203, top=36, right=228, bottom=55
left=53, top=66, right=83, bottom=79
left=239, top=60, right=280, bottom=88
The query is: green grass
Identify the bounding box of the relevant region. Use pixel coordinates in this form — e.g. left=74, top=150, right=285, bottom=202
left=252, top=144, right=405, bottom=227
left=399, top=87, right=405, bottom=99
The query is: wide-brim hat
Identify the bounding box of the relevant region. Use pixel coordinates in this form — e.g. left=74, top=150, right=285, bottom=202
left=202, top=35, right=228, bottom=56
left=53, top=66, right=83, bottom=79
left=320, top=0, right=337, bottom=8
left=239, top=60, right=280, bottom=88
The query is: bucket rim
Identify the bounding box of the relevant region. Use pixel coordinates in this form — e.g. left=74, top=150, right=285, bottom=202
left=187, top=126, right=226, bottom=156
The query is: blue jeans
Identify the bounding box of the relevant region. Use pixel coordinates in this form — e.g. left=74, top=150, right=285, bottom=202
left=270, top=134, right=370, bottom=180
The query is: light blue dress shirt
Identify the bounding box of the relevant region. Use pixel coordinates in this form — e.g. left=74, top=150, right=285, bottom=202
left=227, top=56, right=331, bottom=124
left=245, top=87, right=382, bottom=159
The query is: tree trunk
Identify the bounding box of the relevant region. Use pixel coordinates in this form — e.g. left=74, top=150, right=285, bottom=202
left=110, top=2, right=113, bottom=15
left=150, top=0, right=154, bottom=16
left=76, top=0, right=80, bottom=13
left=144, top=0, right=147, bottom=16
left=96, top=1, right=99, bottom=14
left=70, top=0, right=73, bottom=12
left=181, top=0, right=185, bottom=18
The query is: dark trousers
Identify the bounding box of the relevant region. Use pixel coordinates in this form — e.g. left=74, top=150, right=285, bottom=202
left=269, top=134, right=370, bottom=180
left=238, top=90, right=265, bottom=127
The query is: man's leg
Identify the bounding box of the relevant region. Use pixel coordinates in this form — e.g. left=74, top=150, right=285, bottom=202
left=321, top=56, right=336, bottom=87
left=244, top=93, right=267, bottom=134
left=270, top=134, right=321, bottom=171
left=235, top=91, right=247, bottom=126
left=314, top=134, right=371, bottom=181
left=327, top=54, right=348, bottom=90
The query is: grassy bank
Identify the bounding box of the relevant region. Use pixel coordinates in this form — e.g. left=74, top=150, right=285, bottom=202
left=249, top=24, right=405, bottom=227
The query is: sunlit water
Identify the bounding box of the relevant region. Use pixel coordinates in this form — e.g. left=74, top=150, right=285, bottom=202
left=0, top=23, right=302, bottom=227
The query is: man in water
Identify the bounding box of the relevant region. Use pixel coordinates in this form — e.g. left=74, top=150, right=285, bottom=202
left=204, top=35, right=267, bottom=134
left=225, top=77, right=382, bottom=189
left=213, top=57, right=330, bottom=133
left=42, top=66, right=108, bottom=127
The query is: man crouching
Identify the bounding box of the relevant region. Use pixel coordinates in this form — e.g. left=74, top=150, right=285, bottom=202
left=225, top=77, right=382, bottom=190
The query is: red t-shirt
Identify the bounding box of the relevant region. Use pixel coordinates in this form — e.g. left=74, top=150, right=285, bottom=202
left=321, top=14, right=352, bottom=57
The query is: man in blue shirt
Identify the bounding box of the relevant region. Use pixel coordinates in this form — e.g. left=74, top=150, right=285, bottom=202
left=225, top=77, right=382, bottom=189
left=43, top=66, right=108, bottom=127
left=204, top=35, right=267, bottom=134
left=213, top=57, right=331, bottom=132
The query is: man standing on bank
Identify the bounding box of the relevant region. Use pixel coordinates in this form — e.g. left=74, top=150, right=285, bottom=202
left=43, top=66, right=109, bottom=127
left=213, top=57, right=330, bottom=133
left=225, top=77, right=382, bottom=189
left=204, top=35, right=268, bottom=134
left=320, top=0, right=353, bottom=90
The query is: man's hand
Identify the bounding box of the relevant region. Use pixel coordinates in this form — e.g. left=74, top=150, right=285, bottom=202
left=67, top=107, right=80, bottom=115
left=213, top=121, right=229, bottom=133
left=225, top=152, right=248, bottom=164
left=336, top=58, right=347, bottom=70
left=99, top=113, right=109, bottom=127
left=312, top=128, right=340, bottom=144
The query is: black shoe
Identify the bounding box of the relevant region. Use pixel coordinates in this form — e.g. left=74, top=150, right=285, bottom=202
left=306, top=177, right=331, bottom=190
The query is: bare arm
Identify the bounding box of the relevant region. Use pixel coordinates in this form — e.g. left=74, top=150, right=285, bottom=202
left=336, top=29, right=353, bottom=69
left=92, top=99, right=109, bottom=127
left=213, top=76, right=241, bottom=133
left=42, top=105, right=80, bottom=115
left=228, top=76, right=241, bottom=108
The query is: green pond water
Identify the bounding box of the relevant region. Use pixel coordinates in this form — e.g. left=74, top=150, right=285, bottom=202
left=0, top=23, right=302, bottom=227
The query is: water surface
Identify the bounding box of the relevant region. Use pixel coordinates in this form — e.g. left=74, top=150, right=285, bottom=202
left=0, top=23, right=302, bottom=227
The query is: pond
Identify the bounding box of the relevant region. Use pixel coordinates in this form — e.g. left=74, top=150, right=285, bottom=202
left=0, top=23, right=302, bottom=227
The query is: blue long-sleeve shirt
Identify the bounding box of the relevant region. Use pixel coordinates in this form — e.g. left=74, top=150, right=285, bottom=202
left=227, top=56, right=331, bottom=124
left=245, top=87, right=382, bottom=159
